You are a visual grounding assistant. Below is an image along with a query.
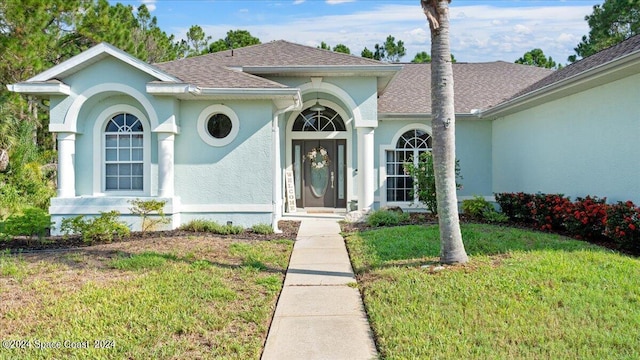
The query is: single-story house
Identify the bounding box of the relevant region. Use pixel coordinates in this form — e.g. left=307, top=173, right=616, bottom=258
left=8, top=35, right=640, bottom=233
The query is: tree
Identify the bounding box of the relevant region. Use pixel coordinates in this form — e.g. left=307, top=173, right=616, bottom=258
left=208, top=29, right=260, bottom=53
left=516, top=48, right=558, bottom=69
left=383, top=35, right=406, bottom=62
left=185, top=25, right=211, bottom=56
left=412, top=51, right=432, bottom=63
left=332, top=43, right=351, bottom=54
left=373, top=43, right=386, bottom=60
left=421, top=0, right=468, bottom=264
left=361, top=47, right=374, bottom=59
left=318, top=41, right=331, bottom=50
left=570, top=0, right=640, bottom=62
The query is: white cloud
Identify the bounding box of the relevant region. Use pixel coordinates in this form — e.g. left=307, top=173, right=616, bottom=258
left=513, top=24, right=532, bottom=35
left=177, top=3, right=591, bottom=64
left=293, top=0, right=305, bottom=4
left=326, top=0, right=356, bottom=4
left=141, top=0, right=156, bottom=12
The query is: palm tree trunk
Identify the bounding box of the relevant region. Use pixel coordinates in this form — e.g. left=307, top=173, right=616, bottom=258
left=422, top=0, right=468, bottom=264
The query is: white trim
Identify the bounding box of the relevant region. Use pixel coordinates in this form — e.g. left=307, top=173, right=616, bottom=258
left=196, top=104, right=240, bottom=147
left=285, top=97, right=354, bottom=210
left=7, top=82, right=70, bottom=95
left=180, top=204, right=272, bottom=213
left=54, top=83, right=160, bottom=133
left=297, top=81, right=369, bottom=128
left=92, top=105, right=152, bottom=196
left=379, top=123, right=433, bottom=208
left=29, top=42, right=179, bottom=83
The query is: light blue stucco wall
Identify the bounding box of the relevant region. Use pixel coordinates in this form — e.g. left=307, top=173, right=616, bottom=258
left=492, top=73, right=640, bottom=204
left=374, top=118, right=493, bottom=209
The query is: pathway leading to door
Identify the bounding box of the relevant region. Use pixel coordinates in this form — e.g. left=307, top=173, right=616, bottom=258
left=261, top=219, right=378, bottom=360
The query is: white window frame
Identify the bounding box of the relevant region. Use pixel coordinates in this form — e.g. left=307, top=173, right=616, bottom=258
left=197, top=104, right=239, bottom=147
left=92, top=105, right=151, bottom=196
left=380, top=123, right=433, bottom=209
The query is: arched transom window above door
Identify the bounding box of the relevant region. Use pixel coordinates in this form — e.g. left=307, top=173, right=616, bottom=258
left=293, top=106, right=346, bottom=132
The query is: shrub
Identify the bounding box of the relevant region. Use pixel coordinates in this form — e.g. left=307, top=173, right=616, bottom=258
left=564, top=196, right=607, bottom=239
left=128, top=198, right=169, bottom=232
left=367, top=209, right=410, bottom=227
left=605, top=201, right=640, bottom=250
left=179, top=219, right=244, bottom=235
left=462, top=196, right=508, bottom=223
left=251, top=223, right=274, bottom=235
left=528, top=193, right=572, bottom=231
left=494, top=192, right=534, bottom=221
left=403, top=151, right=462, bottom=214
left=0, top=207, right=52, bottom=240
left=60, top=211, right=130, bottom=243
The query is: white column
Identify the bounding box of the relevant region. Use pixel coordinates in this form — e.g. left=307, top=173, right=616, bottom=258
left=271, top=114, right=283, bottom=233
left=357, top=127, right=375, bottom=212
left=157, top=133, right=175, bottom=198
left=57, top=132, right=76, bottom=198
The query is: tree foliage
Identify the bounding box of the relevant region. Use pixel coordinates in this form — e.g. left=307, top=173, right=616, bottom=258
left=360, top=35, right=406, bottom=62
left=516, top=48, right=559, bottom=69
left=317, top=41, right=351, bottom=54
left=570, top=0, right=640, bottom=62
left=208, top=29, right=260, bottom=53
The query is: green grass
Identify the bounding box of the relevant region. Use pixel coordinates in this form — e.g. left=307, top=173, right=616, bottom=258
left=0, top=239, right=293, bottom=359
left=345, top=224, right=640, bottom=359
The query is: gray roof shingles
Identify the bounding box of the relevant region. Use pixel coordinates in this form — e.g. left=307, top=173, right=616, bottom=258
left=378, top=62, right=553, bottom=114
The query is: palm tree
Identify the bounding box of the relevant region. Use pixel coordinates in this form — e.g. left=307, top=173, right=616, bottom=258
left=421, top=0, right=468, bottom=264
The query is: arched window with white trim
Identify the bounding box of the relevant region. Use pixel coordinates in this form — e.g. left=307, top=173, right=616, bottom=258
left=292, top=107, right=346, bottom=132
left=104, top=113, right=144, bottom=191
left=386, top=129, right=432, bottom=202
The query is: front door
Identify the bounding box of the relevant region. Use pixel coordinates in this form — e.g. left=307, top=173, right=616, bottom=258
left=293, top=140, right=346, bottom=208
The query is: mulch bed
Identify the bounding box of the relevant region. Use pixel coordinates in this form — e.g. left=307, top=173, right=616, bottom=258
left=1, top=220, right=300, bottom=253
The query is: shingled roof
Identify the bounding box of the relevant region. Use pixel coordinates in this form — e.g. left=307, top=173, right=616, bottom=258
left=378, top=62, right=553, bottom=115
left=512, top=33, right=640, bottom=99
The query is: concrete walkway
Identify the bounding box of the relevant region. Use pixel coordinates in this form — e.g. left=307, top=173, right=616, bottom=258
left=261, top=219, right=378, bottom=360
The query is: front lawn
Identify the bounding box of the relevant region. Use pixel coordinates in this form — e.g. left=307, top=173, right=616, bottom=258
left=0, top=236, right=293, bottom=359
left=345, top=224, right=640, bottom=359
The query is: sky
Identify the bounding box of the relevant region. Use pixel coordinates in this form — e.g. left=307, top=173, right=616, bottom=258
left=114, top=0, right=601, bottom=64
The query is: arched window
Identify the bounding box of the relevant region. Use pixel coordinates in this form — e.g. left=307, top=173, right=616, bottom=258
left=386, top=129, right=432, bottom=202
left=104, top=113, right=144, bottom=191
left=293, top=107, right=346, bottom=131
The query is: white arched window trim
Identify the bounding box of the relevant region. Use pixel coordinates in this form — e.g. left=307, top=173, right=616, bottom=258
left=92, top=104, right=151, bottom=196
left=379, top=123, right=433, bottom=208
left=197, top=104, right=239, bottom=147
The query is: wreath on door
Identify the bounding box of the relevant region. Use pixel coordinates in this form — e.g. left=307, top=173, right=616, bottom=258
left=306, top=146, right=330, bottom=169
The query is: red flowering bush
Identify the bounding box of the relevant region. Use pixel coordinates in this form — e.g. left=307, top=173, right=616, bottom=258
left=494, top=192, right=534, bottom=222
left=563, top=196, right=607, bottom=239
left=527, top=194, right=572, bottom=231
left=605, top=201, right=640, bottom=250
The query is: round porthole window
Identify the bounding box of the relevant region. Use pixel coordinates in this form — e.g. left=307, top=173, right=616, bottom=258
left=207, top=114, right=232, bottom=139
left=197, top=104, right=239, bottom=147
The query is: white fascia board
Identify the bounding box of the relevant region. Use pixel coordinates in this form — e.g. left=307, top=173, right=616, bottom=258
left=480, top=50, right=640, bottom=118
left=146, top=83, right=195, bottom=95
left=7, top=82, right=71, bottom=95
left=28, top=43, right=180, bottom=83
left=378, top=113, right=479, bottom=120
left=199, top=87, right=300, bottom=98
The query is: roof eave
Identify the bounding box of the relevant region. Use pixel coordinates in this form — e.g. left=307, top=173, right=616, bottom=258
left=7, top=82, right=71, bottom=96
left=480, top=49, right=640, bottom=118
left=378, top=112, right=480, bottom=120
left=146, top=83, right=302, bottom=107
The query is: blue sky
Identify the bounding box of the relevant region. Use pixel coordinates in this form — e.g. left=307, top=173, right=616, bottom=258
left=115, top=0, right=600, bottom=64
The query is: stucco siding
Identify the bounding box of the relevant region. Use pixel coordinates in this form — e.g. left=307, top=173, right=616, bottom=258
left=492, top=73, right=640, bottom=203
left=174, top=100, right=274, bottom=207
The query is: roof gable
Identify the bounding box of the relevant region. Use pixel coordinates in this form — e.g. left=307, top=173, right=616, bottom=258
left=28, top=42, right=179, bottom=83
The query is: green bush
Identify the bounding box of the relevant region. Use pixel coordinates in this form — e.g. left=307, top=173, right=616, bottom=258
left=367, top=210, right=409, bottom=227
left=0, top=207, right=52, bottom=240
left=494, top=192, right=535, bottom=221
left=462, top=196, right=508, bottom=223
left=180, top=219, right=244, bottom=235
left=60, top=211, right=130, bottom=243
left=605, top=201, right=640, bottom=250
left=403, top=151, right=462, bottom=214
left=251, top=223, right=274, bottom=235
